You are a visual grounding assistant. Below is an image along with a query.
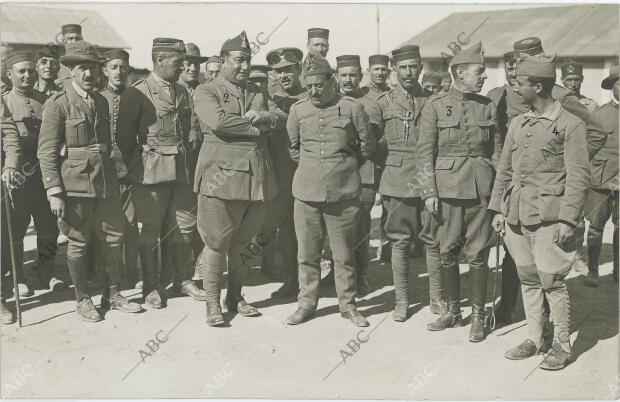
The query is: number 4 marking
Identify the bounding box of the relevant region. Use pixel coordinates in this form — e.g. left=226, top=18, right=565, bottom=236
left=553, top=127, right=560, bottom=136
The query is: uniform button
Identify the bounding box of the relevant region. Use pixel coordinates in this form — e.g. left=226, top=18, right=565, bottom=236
left=25, top=99, right=30, bottom=104
left=320, top=150, right=325, bottom=154
left=520, top=174, right=525, bottom=178
left=29, top=108, right=35, bottom=113
left=319, top=126, right=323, bottom=129
left=114, top=97, right=119, bottom=102
left=526, top=132, right=531, bottom=137
left=521, top=183, right=525, bottom=187
left=320, top=134, right=324, bottom=137
left=320, top=142, right=324, bottom=146
left=114, top=105, right=118, bottom=109
left=524, top=144, right=528, bottom=148
left=319, top=119, right=323, bottom=122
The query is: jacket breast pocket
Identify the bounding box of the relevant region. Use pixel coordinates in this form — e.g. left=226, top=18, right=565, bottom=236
left=435, top=158, right=455, bottom=171
left=437, top=118, right=460, bottom=145
left=538, top=184, right=565, bottom=221
left=65, top=117, right=88, bottom=146
left=330, top=117, right=352, bottom=129
left=61, top=158, right=91, bottom=194
left=142, top=145, right=178, bottom=184
left=541, top=139, right=564, bottom=173
left=385, top=154, right=403, bottom=168
left=476, top=120, right=494, bottom=142
left=220, top=93, right=240, bottom=115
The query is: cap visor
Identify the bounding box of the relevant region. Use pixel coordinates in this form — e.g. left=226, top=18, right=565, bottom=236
left=601, top=75, right=619, bottom=90
left=60, top=55, right=104, bottom=67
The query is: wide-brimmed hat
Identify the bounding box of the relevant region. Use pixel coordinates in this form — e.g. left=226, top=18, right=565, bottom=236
left=602, top=64, right=619, bottom=90
left=184, top=43, right=208, bottom=63
left=60, top=41, right=103, bottom=66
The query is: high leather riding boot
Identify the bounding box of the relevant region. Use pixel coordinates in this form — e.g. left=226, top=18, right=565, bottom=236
left=391, top=241, right=409, bottom=322
left=427, top=255, right=462, bottom=331
left=468, top=263, right=489, bottom=342
left=496, top=247, right=519, bottom=323
left=139, top=244, right=163, bottom=308
left=426, top=245, right=445, bottom=314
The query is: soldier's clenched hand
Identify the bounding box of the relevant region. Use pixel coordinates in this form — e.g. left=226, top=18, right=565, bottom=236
left=491, top=214, right=505, bottom=235
left=425, top=197, right=439, bottom=214
left=554, top=222, right=574, bottom=250
left=1, top=168, right=24, bottom=189
left=49, top=195, right=66, bottom=218
left=244, top=110, right=271, bottom=125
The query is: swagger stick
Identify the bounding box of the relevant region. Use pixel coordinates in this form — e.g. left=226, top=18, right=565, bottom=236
left=3, top=182, right=22, bottom=327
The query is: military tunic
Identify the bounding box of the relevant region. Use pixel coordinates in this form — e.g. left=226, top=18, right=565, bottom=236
left=288, top=93, right=375, bottom=312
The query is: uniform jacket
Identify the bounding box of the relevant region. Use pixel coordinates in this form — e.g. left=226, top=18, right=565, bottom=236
left=418, top=87, right=502, bottom=200
left=351, top=89, right=383, bottom=187
left=116, top=73, right=194, bottom=185
left=577, top=94, right=598, bottom=112
left=99, top=85, right=127, bottom=178
left=178, top=79, right=204, bottom=148
left=361, top=80, right=389, bottom=101
left=287, top=93, right=376, bottom=203
left=489, top=101, right=590, bottom=227
left=589, top=100, right=619, bottom=190
left=376, top=85, right=431, bottom=197
left=37, top=81, right=117, bottom=199
left=193, top=75, right=285, bottom=201
left=1, top=102, right=21, bottom=171
left=34, top=80, right=63, bottom=98
left=487, top=84, right=607, bottom=160
left=268, top=84, right=307, bottom=196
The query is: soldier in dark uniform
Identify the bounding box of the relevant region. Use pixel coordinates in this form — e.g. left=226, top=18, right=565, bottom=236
left=421, top=72, right=442, bottom=94
left=285, top=55, right=375, bottom=327
left=420, top=42, right=502, bottom=342
left=1, top=51, right=64, bottom=298
left=117, top=38, right=204, bottom=309
left=205, top=56, right=221, bottom=80
left=33, top=46, right=62, bottom=97
left=490, top=54, right=590, bottom=370
left=193, top=32, right=286, bottom=326
left=335, top=54, right=382, bottom=297
left=38, top=42, right=141, bottom=321
left=264, top=47, right=306, bottom=298
left=1, top=103, right=19, bottom=324
left=584, top=65, right=619, bottom=285
left=561, top=62, right=598, bottom=112
left=98, top=49, right=142, bottom=290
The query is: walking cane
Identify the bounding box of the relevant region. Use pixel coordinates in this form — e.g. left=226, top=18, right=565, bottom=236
left=3, top=181, right=22, bottom=327
left=489, top=231, right=502, bottom=332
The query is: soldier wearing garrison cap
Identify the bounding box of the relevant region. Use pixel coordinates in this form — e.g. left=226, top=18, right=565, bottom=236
left=38, top=41, right=137, bottom=321
left=193, top=31, right=286, bottom=326
left=117, top=37, right=205, bottom=309
left=582, top=65, right=619, bottom=286
left=34, top=45, right=62, bottom=97
left=334, top=54, right=383, bottom=297
left=419, top=41, right=502, bottom=342
left=561, top=62, right=598, bottom=112
left=299, top=27, right=330, bottom=88
left=285, top=55, right=375, bottom=328
left=363, top=54, right=391, bottom=100
left=260, top=46, right=306, bottom=297
left=1, top=50, right=64, bottom=300
left=490, top=54, right=590, bottom=370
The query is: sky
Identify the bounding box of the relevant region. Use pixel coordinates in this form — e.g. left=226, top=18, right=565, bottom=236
left=25, top=2, right=542, bottom=69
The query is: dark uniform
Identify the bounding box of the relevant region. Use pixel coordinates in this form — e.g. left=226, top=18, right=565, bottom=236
left=286, top=56, right=375, bottom=327
left=1, top=52, right=60, bottom=295
left=192, top=32, right=285, bottom=324
left=117, top=38, right=199, bottom=308
left=38, top=42, right=127, bottom=321
left=419, top=42, right=502, bottom=342
left=584, top=65, right=619, bottom=284
left=263, top=47, right=306, bottom=297
left=489, top=55, right=590, bottom=369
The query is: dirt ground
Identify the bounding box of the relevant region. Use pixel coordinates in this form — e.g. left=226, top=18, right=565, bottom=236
left=1, top=208, right=618, bottom=400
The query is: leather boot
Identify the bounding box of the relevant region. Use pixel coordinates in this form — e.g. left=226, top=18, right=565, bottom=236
left=391, top=242, right=409, bottom=322
left=427, top=257, right=462, bottom=331
left=139, top=244, right=163, bottom=309
left=1, top=298, right=15, bottom=325
left=585, top=243, right=601, bottom=287
left=176, top=241, right=207, bottom=300
left=67, top=256, right=89, bottom=301
left=495, top=247, right=519, bottom=324
left=613, top=228, right=619, bottom=283
left=426, top=245, right=445, bottom=315
left=468, top=264, right=488, bottom=343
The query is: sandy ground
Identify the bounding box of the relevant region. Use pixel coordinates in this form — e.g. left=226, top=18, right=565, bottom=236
left=1, top=207, right=618, bottom=400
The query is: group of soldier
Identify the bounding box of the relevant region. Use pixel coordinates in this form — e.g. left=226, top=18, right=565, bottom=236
left=1, top=22, right=618, bottom=372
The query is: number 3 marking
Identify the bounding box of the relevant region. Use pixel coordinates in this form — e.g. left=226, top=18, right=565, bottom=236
left=446, top=106, right=452, bottom=116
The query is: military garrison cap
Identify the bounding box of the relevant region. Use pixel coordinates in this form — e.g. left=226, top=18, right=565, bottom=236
left=308, top=28, right=329, bottom=39
left=516, top=54, right=556, bottom=79
left=61, top=24, right=82, bottom=36
left=561, top=62, right=583, bottom=77
left=303, top=54, right=332, bottom=77
left=221, top=31, right=251, bottom=55
left=5, top=51, right=33, bottom=68
left=368, top=54, right=389, bottom=66
left=104, top=49, right=129, bottom=63
left=451, top=41, right=484, bottom=66
left=514, top=37, right=544, bottom=56
left=392, top=45, right=421, bottom=63
left=267, top=47, right=303, bottom=69
left=602, top=64, right=619, bottom=90
left=152, top=38, right=185, bottom=54
left=35, top=46, right=59, bottom=61
left=336, top=55, right=361, bottom=69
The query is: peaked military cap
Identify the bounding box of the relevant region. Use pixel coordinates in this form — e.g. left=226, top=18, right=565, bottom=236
left=35, top=45, right=59, bottom=62
left=514, top=37, right=544, bottom=56
left=184, top=43, right=208, bottom=63
left=368, top=54, right=389, bottom=67
left=602, top=64, right=619, bottom=90
left=61, top=24, right=82, bottom=36
left=561, top=62, right=583, bottom=77
left=421, top=72, right=441, bottom=86
left=303, top=54, right=332, bottom=77
left=392, top=45, right=421, bottom=62
left=60, top=41, right=103, bottom=66
left=451, top=41, right=484, bottom=66
left=103, top=49, right=129, bottom=63
left=221, top=31, right=251, bottom=55
left=308, top=28, right=329, bottom=39
left=5, top=51, right=33, bottom=68
left=267, top=47, right=303, bottom=69
left=516, top=54, right=556, bottom=79
left=336, top=55, right=361, bottom=69
left=249, top=65, right=270, bottom=79
left=152, top=37, right=185, bottom=54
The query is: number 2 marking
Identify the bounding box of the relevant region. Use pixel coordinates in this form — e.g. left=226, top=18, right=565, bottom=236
left=223, top=93, right=230, bottom=103
left=446, top=106, right=452, bottom=116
